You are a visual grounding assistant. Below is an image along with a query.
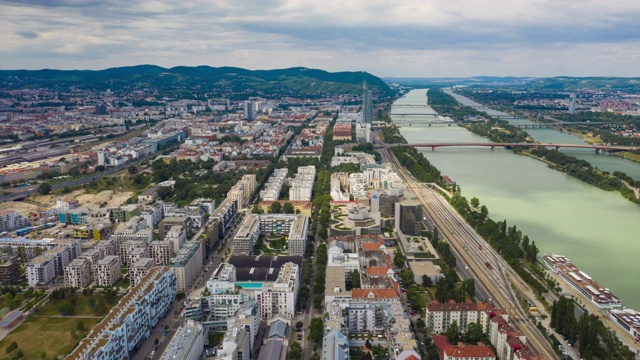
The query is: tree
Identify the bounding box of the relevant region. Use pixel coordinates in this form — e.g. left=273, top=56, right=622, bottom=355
left=251, top=204, right=264, bottom=214
left=269, top=201, right=282, bottom=214
left=465, top=322, right=484, bottom=343
left=154, top=338, right=159, bottom=346
left=308, top=318, right=324, bottom=345
left=5, top=341, right=17, bottom=353
left=60, top=301, right=76, bottom=316
left=295, top=321, right=304, bottom=329
left=422, top=274, right=433, bottom=287
left=470, top=197, right=480, bottom=208
left=127, top=165, right=137, bottom=175
left=282, top=202, right=295, bottom=214
left=76, top=321, right=86, bottom=332
left=96, top=165, right=106, bottom=172
left=393, top=251, right=405, bottom=268
left=365, top=339, right=372, bottom=349
left=288, top=342, right=302, bottom=360
left=351, top=270, right=361, bottom=289
left=37, top=182, right=52, bottom=195
left=445, top=320, right=460, bottom=344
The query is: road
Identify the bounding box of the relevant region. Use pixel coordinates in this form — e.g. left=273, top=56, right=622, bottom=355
left=380, top=147, right=559, bottom=359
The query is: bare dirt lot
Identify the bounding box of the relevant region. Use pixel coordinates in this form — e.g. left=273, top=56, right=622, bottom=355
left=30, top=189, right=133, bottom=209
left=0, top=201, right=40, bottom=217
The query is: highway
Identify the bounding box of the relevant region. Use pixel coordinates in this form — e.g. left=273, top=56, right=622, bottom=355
left=380, top=147, right=559, bottom=359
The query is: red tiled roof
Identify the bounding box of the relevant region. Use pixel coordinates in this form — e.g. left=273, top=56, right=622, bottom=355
left=362, top=242, right=382, bottom=251
left=445, top=345, right=496, bottom=358
left=427, top=300, right=494, bottom=313
left=351, top=288, right=399, bottom=299
left=367, top=267, right=391, bottom=276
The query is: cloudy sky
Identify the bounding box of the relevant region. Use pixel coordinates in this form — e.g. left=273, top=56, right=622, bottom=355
left=1, top=0, right=640, bottom=77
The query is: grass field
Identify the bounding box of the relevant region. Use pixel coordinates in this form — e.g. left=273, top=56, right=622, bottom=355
left=0, top=316, right=99, bottom=359
left=616, top=151, right=640, bottom=164
left=0, top=292, right=120, bottom=359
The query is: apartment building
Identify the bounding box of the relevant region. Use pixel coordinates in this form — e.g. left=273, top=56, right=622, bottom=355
left=160, top=320, right=205, bottom=360
left=165, top=224, right=186, bottom=253
left=149, top=240, right=173, bottom=265
left=256, top=262, right=299, bottom=319
left=0, top=210, right=29, bottom=233
left=64, top=258, right=92, bottom=288
left=288, top=215, right=309, bottom=255
left=120, top=240, right=149, bottom=267
left=65, top=267, right=177, bottom=360
left=26, top=255, right=55, bottom=286
left=233, top=214, right=260, bottom=255
left=425, top=300, right=495, bottom=334
left=94, top=255, right=122, bottom=286
left=131, top=258, right=155, bottom=287
left=79, top=248, right=104, bottom=278
left=260, top=168, right=288, bottom=202
left=170, top=241, right=203, bottom=292
left=93, top=239, right=117, bottom=258
left=0, top=256, right=20, bottom=285
left=206, top=263, right=252, bottom=320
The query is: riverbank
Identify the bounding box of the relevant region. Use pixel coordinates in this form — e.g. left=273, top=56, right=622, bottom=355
left=615, top=151, right=640, bottom=164
left=568, top=130, right=604, bottom=144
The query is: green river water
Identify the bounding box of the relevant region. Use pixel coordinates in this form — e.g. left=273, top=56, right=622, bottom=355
left=393, top=89, right=640, bottom=310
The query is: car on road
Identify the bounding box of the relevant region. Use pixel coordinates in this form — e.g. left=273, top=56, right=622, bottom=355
left=464, top=266, right=468, bottom=269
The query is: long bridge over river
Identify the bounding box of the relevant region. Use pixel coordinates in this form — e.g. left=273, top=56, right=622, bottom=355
left=381, top=142, right=640, bottom=153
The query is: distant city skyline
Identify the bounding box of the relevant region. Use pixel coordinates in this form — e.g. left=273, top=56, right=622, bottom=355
left=1, top=0, right=640, bottom=77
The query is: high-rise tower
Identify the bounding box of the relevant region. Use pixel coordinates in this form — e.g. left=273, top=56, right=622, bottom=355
left=362, top=81, right=373, bottom=124
left=569, top=93, right=576, bottom=114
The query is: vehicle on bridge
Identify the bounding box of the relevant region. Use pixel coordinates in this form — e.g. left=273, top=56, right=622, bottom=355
left=485, top=262, right=492, bottom=270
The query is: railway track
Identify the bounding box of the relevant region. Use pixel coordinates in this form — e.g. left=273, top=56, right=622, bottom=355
left=382, top=147, right=558, bottom=359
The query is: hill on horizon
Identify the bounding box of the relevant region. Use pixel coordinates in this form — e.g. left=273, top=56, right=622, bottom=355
left=0, top=65, right=393, bottom=99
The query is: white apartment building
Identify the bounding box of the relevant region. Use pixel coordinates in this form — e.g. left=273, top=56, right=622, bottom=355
left=256, top=262, right=299, bottom=319
left=289, top=166, right=315, bottom=201
left=165, top=224, right=186, bottom=254
left=66, top=267, right=177, bottom=360
left=348, top=173, right=367, bottom=199
left=94, top=255, right=122, bottom=286
left=0, top=238, right=80, bottom=262
left=26, top=255, right=55, bottom=286
left=425, top=301, right=495, bottom=334
left=288, top=215, right=308, bottom=255
left=170, top=241, right=203, bottom=292
left=160, top=320, right=205, bottom=360
left=64, top=258, right=92, bottom=288
left=206, top=263, right=253, bottom=320
left=233, top=214, right=260, bottom=255
left=0, top=210, right=29, bottom=233
left=328, top=246, right=360, bottom=275
left=141, top=204, right=164, bottom=228
left=56, top=197, right=80, bottom=211
left=260, top=168, right=288, bottom=201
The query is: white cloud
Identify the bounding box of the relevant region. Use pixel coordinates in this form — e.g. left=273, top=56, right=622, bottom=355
left=0, top=0, right=639, bottom=76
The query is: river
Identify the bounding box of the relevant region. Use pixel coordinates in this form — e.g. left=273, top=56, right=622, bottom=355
left=393, top=89, right=640, bottom=310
